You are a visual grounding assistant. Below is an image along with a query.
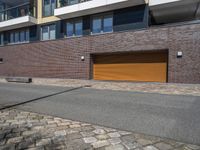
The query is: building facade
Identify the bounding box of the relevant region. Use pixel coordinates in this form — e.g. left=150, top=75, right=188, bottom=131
left=0, top=0, right=199, bottom=83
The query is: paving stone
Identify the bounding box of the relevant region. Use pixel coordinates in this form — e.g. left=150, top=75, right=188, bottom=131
left=118, top=131, right=132, bottom=136
left=65, top=129, right=79, bottom=134
left=36, top=138, right=51, bottom=146
left=0, top=133, right=5, bottom=140
left=54, top=130, right=66, bottom=137
left=6, top=136, right=23, bottom=144
left=67, top=133, right=82, bottom=141
left=45, top=123, right=57, bottom=128
left=93, top=129, right=106, bottom=135
left=105, top=144, right=126, bottom=150
left=47, top=120, right=57, bottom=124
left=92, top=140, right=110, bottom=149
left=186, top=144, right=200, bottom=150
left=108, top=132, right=121, bottom=138
left=22, top=130, right=38, bottom=136
left=15, top=115, right=27, bottom=120
left=16, top=138, right=36, bottom=149
left=122, top=141, right=139, bottom=150
left=57, top=122, right=71, bottom=126
left=12, top=127, right=28, bottom=133
left=122, top=135, right=136, bottom=143
left=83, top=137, right=97, bottom=143
left=6, top=132, right=21, bottom=138
left=32, top=126, right=45, bottom=130
left=0, top=144, right=15, bottom=150
left=155, top=142, right=173, bottom=150
left=67, top=138, right=92, bottom=150
left=26, top=146, right=45, bottom=150
left=41, top=129, right=55, bottom=138
left=69, top=124, right=81, bottom=128
left=81, top=123, right=91, bottom=127
left=109, top=138, right=122, bottom=145
left=96, top=134, right=110, bottom=140
left=45, top=143, right=67, bottom=150
left=52, top=135, right=66, bottom=144
left=71, top=121, right=81, bottom=124
left=104, top=128, right=117, bottom=132
left=144, top=146, right=159, bottom=150
left=5, top=120, right=16, bottom=123
left=134, top=134, right=161, bottom=143
left=55, top=125, right=69, bottom=131
left=80, top=131, right=95, bottom=137
left=0, top=140, right=6, bottom=146
left=137, top=139, right=153, bottom=146
left=81, top=126, right=95, bottom=132
left=0, top=123, right=9, bottom=128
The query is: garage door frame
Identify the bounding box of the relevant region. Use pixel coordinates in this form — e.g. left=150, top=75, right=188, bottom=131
left=90, top=50, right=169, bottom=83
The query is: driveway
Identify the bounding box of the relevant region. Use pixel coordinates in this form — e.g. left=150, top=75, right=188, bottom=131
left=0, top=82, right=200, bottom=145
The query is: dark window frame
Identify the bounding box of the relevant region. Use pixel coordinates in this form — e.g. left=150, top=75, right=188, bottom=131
left=65, top=18, right=83, bottom=37
left=0, top=33, right=3, bottom=46
left=42, top=0, right=56, bottom=17
left=41, top=24, right=56, bottom=41
left=91, top=12, right=113, bottom=35
left=8, top=28, right=30, bottom=44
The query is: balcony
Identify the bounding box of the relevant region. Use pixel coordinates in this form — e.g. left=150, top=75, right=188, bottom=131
left=149, top=0, right=200, bottom=24
left=55, top=0, right=146, bottom=19
left=0, top=2, right=37, bottom=32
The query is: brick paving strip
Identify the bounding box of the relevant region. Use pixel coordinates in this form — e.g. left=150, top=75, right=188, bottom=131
left=0, top=109, right=199, bottom=150
left=32, top=79, right=200, bottom=96
left=0, top=78, right=200, bottom=96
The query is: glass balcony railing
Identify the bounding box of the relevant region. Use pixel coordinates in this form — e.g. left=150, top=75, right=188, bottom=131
left=57, top=0, right=91, bottom=8
left=0, top=3, right=36, bottom=22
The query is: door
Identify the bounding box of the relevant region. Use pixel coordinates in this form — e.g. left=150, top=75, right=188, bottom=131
left=93, top=51, right=168, bottom=82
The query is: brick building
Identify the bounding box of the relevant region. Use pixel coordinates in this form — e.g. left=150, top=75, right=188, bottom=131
left=0, top=0, right=199, bottom=83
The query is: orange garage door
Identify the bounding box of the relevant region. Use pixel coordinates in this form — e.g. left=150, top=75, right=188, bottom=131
left=93, top=51, right=168, bottom=82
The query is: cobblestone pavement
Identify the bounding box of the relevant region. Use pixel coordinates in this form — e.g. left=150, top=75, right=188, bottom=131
left=31, top=79, right=200, bottom=96
left=0, top=109, right=199, bottom=150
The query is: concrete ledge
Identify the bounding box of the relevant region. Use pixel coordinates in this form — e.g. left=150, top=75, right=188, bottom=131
left=5, top=77, right=32, bottom=83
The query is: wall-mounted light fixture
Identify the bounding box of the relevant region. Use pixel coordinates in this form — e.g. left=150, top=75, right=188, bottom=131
left=81, top=56, right=85, bottom=61
left=177, top=51, right=183, bottom=58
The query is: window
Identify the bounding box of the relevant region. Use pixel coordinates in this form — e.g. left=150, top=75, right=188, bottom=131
left=41, top=24, right=56, bottom=41
left=66, top=19, right=83, bottom=37
left=92, top=14, right=113, bottom=34
left=0, top=58, right=3, bottom=63
left=75, top=20, right=82, bottom=36
left=66, top=22, right=74, bottom=37
left=103, top=15, right=113, bottom=32
left=43, top=0, right=55, bottom=17
left=9, top=29, right=29, bottom=44
left=92, top=17, right=101, bottom=34
left=68, top=0, right=79, bottom=5
left=0, top=34, right=3, bottom=46
left=49, top=24, right=56, bottom=40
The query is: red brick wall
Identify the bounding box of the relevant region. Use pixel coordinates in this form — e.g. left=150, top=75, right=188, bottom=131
left=0, top=23, right=200, bottom=84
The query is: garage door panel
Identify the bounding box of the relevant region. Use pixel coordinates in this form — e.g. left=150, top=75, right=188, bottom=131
left=93, top=52, right=167, bottom=82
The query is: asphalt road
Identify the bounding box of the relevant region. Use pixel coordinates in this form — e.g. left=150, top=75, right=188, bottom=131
left=0, top=83, right=200, bottom=145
